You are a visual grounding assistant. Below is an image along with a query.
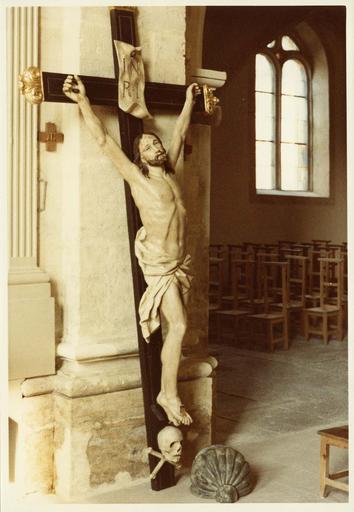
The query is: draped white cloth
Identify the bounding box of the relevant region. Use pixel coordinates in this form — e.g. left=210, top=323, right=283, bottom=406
left=135, top=227, right=192, bottom=341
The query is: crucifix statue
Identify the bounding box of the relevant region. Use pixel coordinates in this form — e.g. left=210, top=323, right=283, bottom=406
left=63, top=73, right=201, bottom=427
left=19, top=6, right=220, bottom=491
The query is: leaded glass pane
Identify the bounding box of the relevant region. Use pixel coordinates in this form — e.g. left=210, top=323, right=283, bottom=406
left=256, top=141, right=276, bottom=189
left=281, top=143, right=308, bottom=191
left=256, top=91, right=275, bottom=141
left=255, top=54, right=275, bottom=93
left=282, top=59, right=307, bottom=97
left=281, top=36, right=299, bottom=51
left=281, top=95, right=308, bottom=144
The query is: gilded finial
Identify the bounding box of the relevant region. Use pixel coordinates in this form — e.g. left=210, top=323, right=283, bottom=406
left=203, top=84, right=219, bottom=115
left=18, top=66, right=43, bottom=105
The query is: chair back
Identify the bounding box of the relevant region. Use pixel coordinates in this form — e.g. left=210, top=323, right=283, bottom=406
left=231, top=259, right=255, bottom=309
left=262, top=261, right=289, bottom=314
left=209, top=256, right=224, bottom=309
left=319, top=257, right=344, bottom=309
left=286, top=255, right=308, bottom=306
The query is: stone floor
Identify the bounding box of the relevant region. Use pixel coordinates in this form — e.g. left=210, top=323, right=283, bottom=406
left=9, top=335, right=349, bottom=505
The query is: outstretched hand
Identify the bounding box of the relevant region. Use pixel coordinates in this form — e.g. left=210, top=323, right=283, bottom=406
left=62, top=74, right=87, bottom=103
left=186, top=82, right=202, bottom=104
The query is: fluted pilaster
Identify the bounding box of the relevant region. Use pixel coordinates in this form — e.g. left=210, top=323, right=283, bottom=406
left=7, top=7, right=40, bottom=274
left=7, top=7, right=55, bottom=380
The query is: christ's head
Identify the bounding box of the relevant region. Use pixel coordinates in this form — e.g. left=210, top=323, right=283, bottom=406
left=133, top=132, right=174, bottom=177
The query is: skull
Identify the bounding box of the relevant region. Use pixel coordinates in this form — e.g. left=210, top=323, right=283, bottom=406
left=157, top=426, right=183, bottom=465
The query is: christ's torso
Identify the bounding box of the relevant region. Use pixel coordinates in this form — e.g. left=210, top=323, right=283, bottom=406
left=131, top=171, right=186, bottom=260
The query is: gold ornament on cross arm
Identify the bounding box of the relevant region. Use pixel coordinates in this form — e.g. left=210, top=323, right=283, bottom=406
left=202, top=84, right=219, bottom=115
left=18, top=66, right=43, bottom=105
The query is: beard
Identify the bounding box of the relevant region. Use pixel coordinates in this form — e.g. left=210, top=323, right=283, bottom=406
left=147, top=151, right=167, bottom=166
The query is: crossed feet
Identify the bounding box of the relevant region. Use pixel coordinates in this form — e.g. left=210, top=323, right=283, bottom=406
left=157, top=391, right=193, bottom=426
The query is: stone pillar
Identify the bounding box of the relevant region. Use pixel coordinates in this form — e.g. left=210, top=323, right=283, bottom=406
left=7, top=6, right=55, bottom=380
left=38, top=7, right=145, bottom=498
left=39, top=6, right=138, bottom=365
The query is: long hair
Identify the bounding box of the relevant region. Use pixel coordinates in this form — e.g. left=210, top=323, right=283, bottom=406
left=133, top=132, right=175, bottom=178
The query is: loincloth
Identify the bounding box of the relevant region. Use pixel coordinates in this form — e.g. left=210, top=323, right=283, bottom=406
left=134, top=227, right=192, bottom=342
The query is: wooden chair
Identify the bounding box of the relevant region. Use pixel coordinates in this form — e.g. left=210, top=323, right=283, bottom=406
left=292, top=242, right=312, bottom=256
left=248, top=261, right=289, bottom=351
left=318, top=425, right=348, bottom=497
left=342, top=250, right=348, bottom=330
left=328, top=244, right=342, bottom=258
left=216, top=259, right=254, bottom=345
left=312, top=239, right=331, bottom=252
left=209, top=244, right=224, bottom=258
left=303, top=257, right=344, bottom=344
left=211, top=245, right=229, bottom=293
left=255, top=252, right=278, bottom=300
left=209, top=256, right=224, bottom=341
left=222, top=245, right=253, bottom=307
left=221, top=244, right=240, bottom=307
left=264, top=243, right=279, bottom=255
left=272, top=255, right=307, bottom=336
left=327, top=250, right=348, bottom=333
left=305, top=247, right=329, bottom=307
left=278, top=240, right=296, bottom=248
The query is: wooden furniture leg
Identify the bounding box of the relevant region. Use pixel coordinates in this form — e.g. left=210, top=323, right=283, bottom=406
left=320, top=437, right=329, bottom=498
left=323, top=314, right=328, bottom=345
left=318, top=425, right=349, bottom=498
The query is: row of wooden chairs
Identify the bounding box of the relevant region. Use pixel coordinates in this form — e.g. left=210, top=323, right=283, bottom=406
left=209, top=240, right=347, bottom=350
left=210, top=240, right=347, bottom=297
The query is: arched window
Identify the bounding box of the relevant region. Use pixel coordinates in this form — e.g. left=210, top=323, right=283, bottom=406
left=255, top=35, right=311, bottom=193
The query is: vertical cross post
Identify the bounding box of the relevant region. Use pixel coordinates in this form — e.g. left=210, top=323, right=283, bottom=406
left=109, top=7, right=175, bottom=491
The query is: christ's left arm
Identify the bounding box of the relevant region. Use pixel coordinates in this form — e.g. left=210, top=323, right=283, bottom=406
left=167, top=83, right=201, bottom=169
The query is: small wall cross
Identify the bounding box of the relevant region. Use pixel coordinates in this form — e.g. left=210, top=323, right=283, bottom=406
left=38, top=122, right=64, bottom=151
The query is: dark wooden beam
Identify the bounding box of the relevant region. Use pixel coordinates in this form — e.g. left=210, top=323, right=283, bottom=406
left=109, top=7, right=175, bottom=491
left=41, top=71, right=205, bottom=112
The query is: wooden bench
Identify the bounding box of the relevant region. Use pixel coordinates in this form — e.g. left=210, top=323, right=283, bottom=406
left=317, top=425, right=348, bottom=497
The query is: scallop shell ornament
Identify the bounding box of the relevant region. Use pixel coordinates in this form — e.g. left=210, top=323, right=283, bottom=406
left=190, top=445, right=253, bottom=503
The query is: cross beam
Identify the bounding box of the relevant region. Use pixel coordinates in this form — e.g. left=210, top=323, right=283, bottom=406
left=41, top=71, right=205, bottom=112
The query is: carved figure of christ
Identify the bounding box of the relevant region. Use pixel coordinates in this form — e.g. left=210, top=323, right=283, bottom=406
left=63, top=75, right=201, bottom=426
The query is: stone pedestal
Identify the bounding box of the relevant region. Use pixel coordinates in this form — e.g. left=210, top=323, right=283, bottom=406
left=9, top=377, right=55, bottom=495
left=53, top=370, right=215, bottom=498
left=10, top=356, right=216, bottom=500
left=54, top=385, right=148, bottom=497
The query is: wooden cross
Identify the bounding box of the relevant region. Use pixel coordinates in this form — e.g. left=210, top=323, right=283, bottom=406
left=20, top=6, right=215, bottom=491
left=38, top=122, right=64, bottom=151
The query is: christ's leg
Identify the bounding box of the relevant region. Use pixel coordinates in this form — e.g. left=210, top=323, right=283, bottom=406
left=156, top=281, right=192, bottom=426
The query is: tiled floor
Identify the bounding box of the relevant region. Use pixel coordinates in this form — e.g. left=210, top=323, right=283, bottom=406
left=7, top=336, right=349, bottom=505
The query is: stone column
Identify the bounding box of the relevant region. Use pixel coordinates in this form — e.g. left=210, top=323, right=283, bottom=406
left=38, top=7, right=145, bottom=497
left=39, top=7, right=139, bottom=366
left=7, top=6, right=55, bottom=380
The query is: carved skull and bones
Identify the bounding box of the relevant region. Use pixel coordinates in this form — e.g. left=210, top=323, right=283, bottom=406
left=146, top=426, right=183, bottom=479
left=157, top=426, right=183, bottom=465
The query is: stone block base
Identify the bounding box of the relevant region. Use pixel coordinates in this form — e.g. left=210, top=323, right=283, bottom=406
left=54, top=387, right=149, bottom=498
left=8, top=380, right=55, bottom=495
left=54, top=375, right=215, bottom=499
left=10, top=369, right=215, bottom=501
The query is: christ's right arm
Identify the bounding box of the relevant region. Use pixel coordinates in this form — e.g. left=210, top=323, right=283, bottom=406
left=63, top=75, right=137, bottom=183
